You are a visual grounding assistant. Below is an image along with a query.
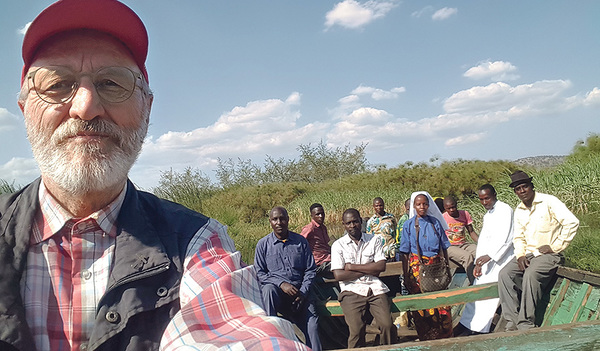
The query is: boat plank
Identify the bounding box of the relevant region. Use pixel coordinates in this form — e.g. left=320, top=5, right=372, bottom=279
left=569, top=283, right=592, bottom=323
left=350, top=320, right=600, bottom=351
left=541, top=278, right=570, bottom=327
left=320, top=283, right=498, bottom=317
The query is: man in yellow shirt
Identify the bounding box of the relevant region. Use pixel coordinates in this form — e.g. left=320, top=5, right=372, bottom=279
left=498, top=170, right=579, bottom=331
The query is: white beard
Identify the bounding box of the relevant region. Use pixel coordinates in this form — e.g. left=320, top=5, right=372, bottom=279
left=25, top=114, right=148, bottom=196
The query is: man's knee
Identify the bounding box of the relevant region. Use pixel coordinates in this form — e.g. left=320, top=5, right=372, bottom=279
left=262, top=283, right=280, bottom=297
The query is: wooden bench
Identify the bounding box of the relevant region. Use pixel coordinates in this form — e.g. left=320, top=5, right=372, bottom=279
left=316, top=260, right=498, bottom=317
left=318, top=282, right=499, bottom=317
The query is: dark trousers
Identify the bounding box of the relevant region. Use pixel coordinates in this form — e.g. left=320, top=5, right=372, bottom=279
left=338, top=289, right=397, bottom=348
left=498, top=253, right=562, bottom=330
left=261, top=283, right=321, bottom=351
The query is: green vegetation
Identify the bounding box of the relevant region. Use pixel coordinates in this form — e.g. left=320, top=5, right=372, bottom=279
left=3, top=135, right=598, bottom=272
left=215, top=141, right=369, bottom=187
left=155, top=135, right=600, bottom=272
left=0, top=179, right=17, bottom=195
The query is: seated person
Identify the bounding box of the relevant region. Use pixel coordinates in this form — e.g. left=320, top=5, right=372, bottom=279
left=443, top=195, right=479, bottom=283
left=366, top=197, right=397, bottom=260
left=331, top=208, right=397, bottom=348
left=255, top=207, right=321, bottom=351
left=300, top=203, right=333, bottom=279
left=399, top=191, right=453, bottom=341
left=458, top=184, right=515, bottom=334
left=498, top=171, right=579, bottom=331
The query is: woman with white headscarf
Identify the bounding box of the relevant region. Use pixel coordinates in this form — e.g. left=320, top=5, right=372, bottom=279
left=398, top=191, right=453, bottom=340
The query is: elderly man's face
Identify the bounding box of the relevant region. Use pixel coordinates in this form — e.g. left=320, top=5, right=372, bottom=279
left=19, top=31, right=152, bottom=194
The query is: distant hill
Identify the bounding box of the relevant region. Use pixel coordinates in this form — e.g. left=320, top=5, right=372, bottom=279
left=513, top=155, right=566, bottom=169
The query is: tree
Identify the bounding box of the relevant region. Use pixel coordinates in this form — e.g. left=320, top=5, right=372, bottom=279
left=153, top=167, right=215, bottom=212
left=568, top=134, right=600, bottom=162
left=215, top=141, right=370, bottom=187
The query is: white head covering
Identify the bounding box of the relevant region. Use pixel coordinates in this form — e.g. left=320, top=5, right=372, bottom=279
left=409, top=191, right=449, bottom=231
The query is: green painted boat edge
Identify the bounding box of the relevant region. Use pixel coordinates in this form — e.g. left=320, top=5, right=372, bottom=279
left=349, top=319, right=600, bottom=351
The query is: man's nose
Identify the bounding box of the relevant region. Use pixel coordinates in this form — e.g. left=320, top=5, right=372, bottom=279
left=69, top=79, right=105, bottom=121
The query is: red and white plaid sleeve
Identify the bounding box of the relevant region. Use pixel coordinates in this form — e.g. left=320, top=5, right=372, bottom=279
left=160, top=219, right=310, bottom=350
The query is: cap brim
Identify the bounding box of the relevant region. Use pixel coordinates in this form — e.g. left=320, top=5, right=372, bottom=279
left=22, top=0, right=148, bottom=83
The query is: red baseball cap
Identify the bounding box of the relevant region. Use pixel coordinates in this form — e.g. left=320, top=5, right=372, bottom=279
left=21, top=0, right=149, bottom=85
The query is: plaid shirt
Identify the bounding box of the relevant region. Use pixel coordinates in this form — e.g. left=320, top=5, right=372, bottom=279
left=22, top=182, right=307, bottom=351
left=22, top=182, right=124, bottom=350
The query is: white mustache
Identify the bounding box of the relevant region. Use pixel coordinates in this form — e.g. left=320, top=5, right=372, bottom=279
left=51, top=118, right=122, bottom=145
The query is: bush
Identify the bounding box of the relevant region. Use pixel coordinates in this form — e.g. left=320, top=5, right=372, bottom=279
left=152, top=167, right=216, bottom=212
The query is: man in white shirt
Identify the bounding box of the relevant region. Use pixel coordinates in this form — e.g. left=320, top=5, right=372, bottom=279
left=498, top=171, right=579, bottom=331
left=331, top=208, right=397, bottom=348
left=458, top=184, right=514, bottom=334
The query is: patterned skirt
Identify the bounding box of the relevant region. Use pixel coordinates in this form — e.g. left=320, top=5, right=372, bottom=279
left=405, top=253, right=453, bottom=341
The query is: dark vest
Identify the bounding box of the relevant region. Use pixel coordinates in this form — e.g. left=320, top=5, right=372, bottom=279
left=0, top=179, right=208, bottom=350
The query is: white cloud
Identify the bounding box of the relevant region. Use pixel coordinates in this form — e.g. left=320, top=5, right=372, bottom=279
left=464, top=60, right=520, bottom=81
left=350, top=85, right=406, bottom=100
left=432, top=7, right=458, bottom=21
left=443, top=80, right=572, bottom=115
left=583, top=87, right=600, bottom=106
left=136, top=92, right=330, bottom=187
left=126, top=80, right=599, bottom=189
left=411, top=6, right=433, bottom=18
left=325, top=0, right=398, bottom=30
left=18, top=22, right=31, bottom=35
left=445, top=133, right=487, bottom=147
left=327, top=80, right=598, bottom=153
left=0, top=157, right=39, bottom=187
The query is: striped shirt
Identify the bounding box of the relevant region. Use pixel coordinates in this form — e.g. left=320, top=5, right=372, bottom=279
left=22, top=182, right=307, bottom=351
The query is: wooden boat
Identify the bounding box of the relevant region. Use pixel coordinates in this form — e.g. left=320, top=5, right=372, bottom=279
left=314, top=262, right=600, bottom=350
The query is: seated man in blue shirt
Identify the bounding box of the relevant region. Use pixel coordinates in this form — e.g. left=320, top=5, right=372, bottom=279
left=255, top=206, right=321, bottom=351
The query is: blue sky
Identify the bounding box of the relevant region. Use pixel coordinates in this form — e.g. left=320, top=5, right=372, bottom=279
left=1, top=1, right=599, bottom=190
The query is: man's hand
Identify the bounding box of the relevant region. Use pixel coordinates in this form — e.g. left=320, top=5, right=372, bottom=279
left=538, top=245, right=554, bottom=254
left=291, top=294, right=306, bottom=312
left=475, top=255, right=491, bottom=267
left=517, top=256, right=529, bottom=271
left=473, top=264, right=483, bottom=278
left=279, top=282, right=299, bottom=297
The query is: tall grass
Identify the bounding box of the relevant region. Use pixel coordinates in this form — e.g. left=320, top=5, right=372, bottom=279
left=0, top=179, right=18, bottom=195
left=160, top=155, right=600, bottom=271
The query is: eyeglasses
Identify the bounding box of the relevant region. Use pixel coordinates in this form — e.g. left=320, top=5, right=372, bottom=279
left=26, top=66, right=143, bottom=104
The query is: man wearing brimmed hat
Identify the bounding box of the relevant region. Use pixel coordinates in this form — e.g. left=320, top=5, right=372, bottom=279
left=1, top=0, right=309, bottom=350
left=497, top=170, right=579, bottom=331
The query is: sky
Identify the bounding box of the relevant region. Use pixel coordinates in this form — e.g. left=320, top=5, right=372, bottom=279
left=1, top=1, right=599, bottom=190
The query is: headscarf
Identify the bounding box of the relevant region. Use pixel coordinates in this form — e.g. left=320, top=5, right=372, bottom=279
left=409, top=191, right=449, bottom=231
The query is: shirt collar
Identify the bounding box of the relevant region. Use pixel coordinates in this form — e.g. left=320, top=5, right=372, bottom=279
left=37, top=181, right=127, bottom=242
left=268, top=231, right=296, bottom=244
left=343, top=232, right=366, bottom=245
left=311, top=219, right=323, bottom=228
